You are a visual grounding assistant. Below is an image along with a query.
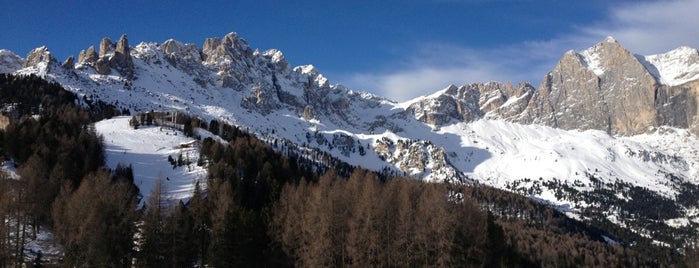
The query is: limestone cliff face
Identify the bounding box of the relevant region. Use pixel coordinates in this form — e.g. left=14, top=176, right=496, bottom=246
left=655, top=81, right=699, bottom=134
left=476, top=82, right=534, bottom=122
left=525, top=37, right=699, bottom=136
left=75, top=35, right=134, bottom=78
left=111, top=35, right=134, bottom=78
left=23, top=46, right=55, bottom=68
left=99, top=37, right=114, bottom=57
left=406, top=82, right=535, bottom=126
left=528, top=49, right=610, bottom=131
left=404, top=38, right=699, bottom=136
left=406, top=84, right=482, bottom=125
left=77, top=46, right=98, bottom=66
left=202, top=32, right=256, bottom=89
left=524, top=38, right=657, bottom=135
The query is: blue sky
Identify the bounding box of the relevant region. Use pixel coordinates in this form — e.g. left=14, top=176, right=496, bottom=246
left=2, top=0, right=698, bottom=101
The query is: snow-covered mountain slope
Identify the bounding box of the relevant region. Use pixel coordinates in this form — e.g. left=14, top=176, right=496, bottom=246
left=95, top=116, right=207, bottom=203
left=0, top=49, right=23, bottom=74
left=4, top=33, right=699, bottom=247
left=641, top=46, right=699, bottom=86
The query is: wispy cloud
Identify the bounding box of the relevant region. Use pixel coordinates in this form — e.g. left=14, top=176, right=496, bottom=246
left=344, top=43, right=551, bottom=102
left=581, top=0, right=699, bottom=54
left=343, top=0, right=699, bottom=102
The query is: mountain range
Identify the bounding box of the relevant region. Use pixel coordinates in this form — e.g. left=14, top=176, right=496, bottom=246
left=2, top=32, right=699, bottom=249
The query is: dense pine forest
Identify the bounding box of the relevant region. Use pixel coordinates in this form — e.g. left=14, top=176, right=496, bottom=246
left=0, top=74, right=695, bottom=267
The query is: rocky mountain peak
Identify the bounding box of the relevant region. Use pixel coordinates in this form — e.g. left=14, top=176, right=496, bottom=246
left=201, top=32, right=258, bottom=89
left=0, top=49, right=23, bottom=73
left=294, top=65, right=329, bottom=88
left=99, top=37, right=114, bottom=57
left=518, top=37, right=699, bottom=136
left=159, top=39, right=203, bottom=76
left=161, top=39, right=200, bottom=61
left=110, top=34, right=135, bottom=78
left=406, top=84, right=482, bottom=126
left=23, top=46, right=56, bottom=68
left=61, top=55, right=74, bottom=69
left=261, top=49, right=289, bottom=71
left=202, top=32, right=253, bottom=63
left=77, top=45, right=99, bottom=66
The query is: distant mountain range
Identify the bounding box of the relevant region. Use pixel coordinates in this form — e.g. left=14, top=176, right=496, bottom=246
left=2, top=32, right=699, bottom=248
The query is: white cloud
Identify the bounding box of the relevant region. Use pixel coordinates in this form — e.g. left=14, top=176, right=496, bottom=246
left=341, top=0, right=699, bottom=102
left=344, top=43, right=550, bottom=102
left=583, top=0, right=699, bottom=54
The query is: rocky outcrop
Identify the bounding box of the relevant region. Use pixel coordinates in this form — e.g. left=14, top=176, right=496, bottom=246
left=406, top=84, right=482, bottom=125
left=477, top=82, right=535, bottom=121
left=161, top=39, right=201, bottom=65
left=261, top=49, right=288, bottom=71
left=525, top=49, right=612, bottom=131
left=405, top=82, right=538, bottom=126
left=202, top=32, right=256, bottom=89
left=78, top=35, right=134, bottom=77
left=655, top=81, right=699, bottom=134
left=94, top=58, right=111, bottom=75
left=99, top=37, right=113, bottom=57
left=373, top=137, right=465, bottom=183
left=406, top=85, right=483, bottom=126
left=77, top=46, right=98, bottom=65
left=62, top=56, right=74, bottom=69
left=23, top=46, right=55, bottom=68
left=399, top=38, right=699, bottom=136
left=521, top=37, right=699, bottom=136
left=110, top=35, right=134, bottom=78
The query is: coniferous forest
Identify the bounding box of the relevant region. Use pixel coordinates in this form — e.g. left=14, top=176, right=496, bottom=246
left=0, top=74, right=696, bottom=267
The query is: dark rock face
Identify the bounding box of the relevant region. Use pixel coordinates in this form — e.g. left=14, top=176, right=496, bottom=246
left=95, top=58, right=111, bottom=75
left=655, top=81, right=699, bottom=134
left=110, top=35, right=134, bottom=78
left=99, top=37, right=113, bottom=57
left=78, top=46, right=99, bottom=65
left=62, top=56, right=74, bottom=69
left=77, top=35, right=134, bottom=77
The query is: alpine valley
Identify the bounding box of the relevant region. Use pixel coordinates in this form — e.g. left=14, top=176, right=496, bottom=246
left=2, top=32, right=699, bottom=265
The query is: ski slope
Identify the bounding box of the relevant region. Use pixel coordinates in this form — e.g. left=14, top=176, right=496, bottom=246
left=95, top=116, right=207, bottom=204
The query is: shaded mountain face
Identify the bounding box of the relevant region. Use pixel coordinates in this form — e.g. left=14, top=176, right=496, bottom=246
left=3, top=33, right=699, bottom=249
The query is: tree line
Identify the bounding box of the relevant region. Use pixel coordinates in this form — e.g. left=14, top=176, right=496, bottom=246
left=0, top=74, right=135, bottom=266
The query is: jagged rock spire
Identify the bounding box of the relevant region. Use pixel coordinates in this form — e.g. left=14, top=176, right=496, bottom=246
left=111, top=34, right=134, bottom=78
left=99, top=37, right=114, bottom=57
left=78, top=45, right=98, bottom=65
left=23, top=46, right=55, bottom=68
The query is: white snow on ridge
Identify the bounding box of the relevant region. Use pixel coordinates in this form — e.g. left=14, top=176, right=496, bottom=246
left=579, top=48, right=605, bottom=76
left=433, top=120, right=699, bottom=206
left=95, top=116, right=207, bottom=204
left=643, top=46, right=699, bottom=86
